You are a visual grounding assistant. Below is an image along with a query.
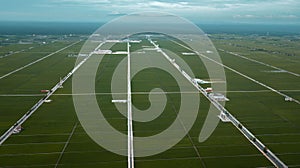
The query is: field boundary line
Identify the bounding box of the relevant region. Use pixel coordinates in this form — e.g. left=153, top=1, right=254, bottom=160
left=167, top=87, right=207, bottom=167
left=218, top=48, right=300, bottom=77
left=54, top=122, right=78, bottom=168
left=1, top=142, right=66, bottom=146
left=0, top=45, right=36, bottom=59
left=148, top=46, right=207, bottom=167
left=0, top=41, right=81, bottom=80
left=0, top=89, right=300, bottom=97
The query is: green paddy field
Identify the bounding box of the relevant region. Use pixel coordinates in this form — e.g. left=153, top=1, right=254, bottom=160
left=0, top=33, right=299, bottom=168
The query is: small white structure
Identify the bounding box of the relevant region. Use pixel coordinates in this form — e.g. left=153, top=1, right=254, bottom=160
left=182, top=52, right=196, bottom=55
left=68, top=54, right=77, bottom=57
left=112, top=100, right=127, bottom=103
left=206, top=50, right=213, bottom=54
left=209, top=93, right=229, bottom=101
left=78, top=53, right=88, bottom=57
left=94, top=50, right=112, bottom=54
left=218, top=112, right=231, bottom=122
left=12, top=125, right=23, bottom=134
left=44, top=99, right=52, bottom=103
left=285, top=97, right=293, bottom=102
left=122, top=40, right=141, bottom=43
left=130, top=40, right=141, bottom=43
left=193, top=78, right=209, bottom=84
left=112, top=51, right=128, bottom=55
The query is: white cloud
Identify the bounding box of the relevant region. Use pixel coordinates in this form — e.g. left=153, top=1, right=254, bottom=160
left=47, top=0, right=300, bottom=22
left=147, top=1, right=186, bottom=8
left=59, top=0, right=110, bottom=4
left=107, top=11, right=127, bottom=16
left=234, top=14, right=299, bottom=20
left=280, top=15, right=298, bottom=19
left=179, top=2, right=189, bottom=5
left=233, top=14, right=257, bottom=19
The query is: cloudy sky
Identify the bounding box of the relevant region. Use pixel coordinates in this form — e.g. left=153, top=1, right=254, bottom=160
left=0, top=0, right=299, bottom=24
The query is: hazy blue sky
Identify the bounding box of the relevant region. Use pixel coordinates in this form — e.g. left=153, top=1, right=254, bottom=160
left=0, top=0, right=299, bottom=23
